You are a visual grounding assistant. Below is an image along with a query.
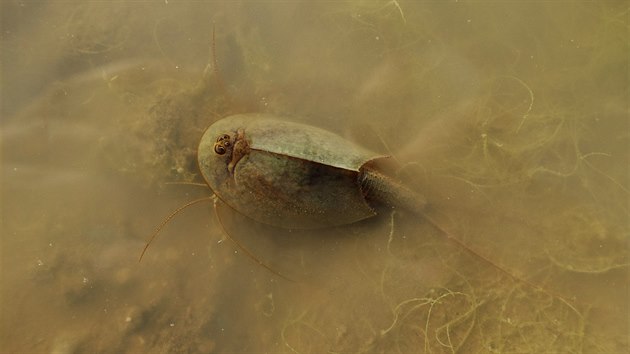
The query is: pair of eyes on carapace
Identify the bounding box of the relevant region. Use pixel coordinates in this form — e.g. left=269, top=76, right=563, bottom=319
left=213, top=134, right=231, bottom=155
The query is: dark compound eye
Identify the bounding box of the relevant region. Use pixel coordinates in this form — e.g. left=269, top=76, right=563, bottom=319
left=216, top=134, right=230, bottom=143
left=214, top=144, right=226, bottom=155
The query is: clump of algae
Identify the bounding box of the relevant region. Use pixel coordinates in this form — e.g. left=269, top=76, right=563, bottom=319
left=275, top=226, right=595, bottom=354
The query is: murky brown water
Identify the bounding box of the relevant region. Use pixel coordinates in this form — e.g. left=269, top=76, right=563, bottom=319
left=2, top=1, right=628, bottom=353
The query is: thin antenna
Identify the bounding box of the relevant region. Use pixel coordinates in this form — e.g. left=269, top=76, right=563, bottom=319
left=138, top=197, right=215, bottom=262
left=213, top=199, right=295, bottom=282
